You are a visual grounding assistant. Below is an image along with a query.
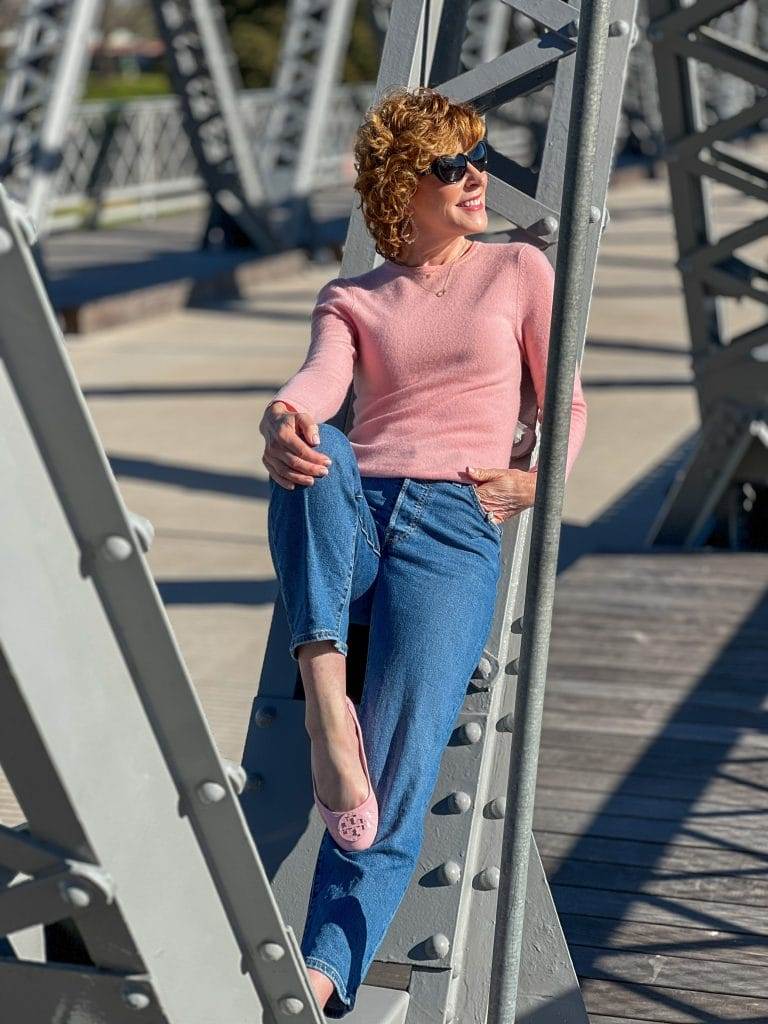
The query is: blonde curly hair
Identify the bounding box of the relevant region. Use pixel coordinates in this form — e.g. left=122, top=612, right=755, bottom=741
left=353, top=86, right=486, bottom=262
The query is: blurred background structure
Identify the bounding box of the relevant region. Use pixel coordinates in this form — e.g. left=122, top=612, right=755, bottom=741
left=2, top=2, right=768, bottom=1023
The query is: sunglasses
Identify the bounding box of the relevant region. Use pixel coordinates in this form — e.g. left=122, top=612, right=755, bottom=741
left=418, top=138, right=488, bottom=184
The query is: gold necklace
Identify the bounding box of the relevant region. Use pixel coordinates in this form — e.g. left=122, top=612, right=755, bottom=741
left=404, top=239, right=472, bottom=297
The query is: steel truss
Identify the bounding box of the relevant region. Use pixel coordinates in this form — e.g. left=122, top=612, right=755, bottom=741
left=0, top=184, right=322, bottom=1022
left=0, top=0, right=276, bottom=249
left=645, top=0, right=768, bottom=548
left=246, top=2, right=636, bottom=1023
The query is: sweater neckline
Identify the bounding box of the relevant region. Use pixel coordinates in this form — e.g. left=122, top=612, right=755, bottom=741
left=386, top=238, right=481, bottom=276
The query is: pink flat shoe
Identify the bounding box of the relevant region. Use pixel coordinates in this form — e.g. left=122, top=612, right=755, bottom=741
left=311, top=695, right=378, bottom=852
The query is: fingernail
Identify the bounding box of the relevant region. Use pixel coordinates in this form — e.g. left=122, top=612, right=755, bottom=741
left=312, top=433, right=320, bottom=444
left=320, top=467, right=329, bottom=475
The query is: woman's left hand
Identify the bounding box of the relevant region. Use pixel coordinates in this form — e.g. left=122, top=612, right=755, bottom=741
left=463, top=466, right=537, bottom=524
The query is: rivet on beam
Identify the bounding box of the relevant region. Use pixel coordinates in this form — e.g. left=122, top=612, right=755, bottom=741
left=425, top=933, right=450, bottom=959
left=123, top=990, right=151, bottom=1011
left=254, top=706, right=277, bottom=727
left=278, top=995, right=304, bottom=1015
left=447, top=791, right=472, bottom=814
left=486, top=797, right=507, bottom=819
left=197, top=781, right=227, bottom=804
left=59, top=883, right=91, bottom=908
left=456, top=721, right=482, bottom=745
left=101, top=535, right=133, bottom=562
left=476, top=866, right=501, bottom=890
left=259, top=941, right=286, bottom=962
left=437, top=861, right=462, bottom=885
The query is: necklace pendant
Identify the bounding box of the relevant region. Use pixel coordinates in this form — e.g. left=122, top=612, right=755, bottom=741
left=435, top=287, right=445, bottom=296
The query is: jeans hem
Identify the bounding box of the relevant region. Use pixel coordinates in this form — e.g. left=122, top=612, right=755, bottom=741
left=303, top=955, right=354, bottom=1017
left=290, top=631, right=349, bottom=662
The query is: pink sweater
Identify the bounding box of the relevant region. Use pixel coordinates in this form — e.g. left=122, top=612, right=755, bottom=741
left=267, top=239, right=587, bottom=482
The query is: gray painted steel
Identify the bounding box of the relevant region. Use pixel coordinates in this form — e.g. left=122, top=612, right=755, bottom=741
left=0, top=0, right=275, bottom=250
left=0, top=0, right=105, bottom=232
left=246, top=2, right=635, bottom=1022
left=0, top=181, right=325, bottom=1023
left=645, top=0, right=768, bottom=547
left=487, top=0, right=615, bottom=1019
left=261, top=0, right=358, bottom=248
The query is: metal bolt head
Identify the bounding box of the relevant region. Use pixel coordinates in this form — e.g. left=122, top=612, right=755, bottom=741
left=60, top=883, right=91, bottom=908
left=278, top=996, right=304, bottom=1015
left=101, top=535, right=133, bottom=562
left=123, top=990, right=151, bottom=1010
left=589, top=206, right=602, bottom=224
left=425, top=933, right=451, bottom=959
left=197, top=781, right=227, bottom=804
left=223, top=761, right=247, bottom=795
left=254, top=706, right=276, bottom=727
left=447, top=790, right=472, bottom=814
left=245, top=771, right=265, bottom=792
left=0, top=228, right=12, bottom=254
left=259, top=941, right=285, bottom=962
left=486, top=797, right=507, bottom=819
left=457, top=721, right=482, bottom=744
left=609, top=19, right=629, bottom=36
left=437, top=861, right=462, bottom=885
left=475, top=656, right=493, bottom=681
left=476, top=866, right=501, bottom=890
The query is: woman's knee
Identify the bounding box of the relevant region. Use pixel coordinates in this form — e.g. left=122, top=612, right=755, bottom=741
left=315, top=422, right=354, bottom=460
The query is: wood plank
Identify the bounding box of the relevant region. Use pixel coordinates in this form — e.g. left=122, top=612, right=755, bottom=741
left=580, top=979, right=768, bottom=1022
left=535, top=807, right=768, bottom=853
left=552, top=883, right=768, bottom=934
left=535, top=831, right=768, bottom=876
left=571, top=947, right=768, bottom=998
left=535, top=785, right=767, bottom=829
left=539, top=734, right=768, bottom=783
left=560, top=915, right=768, bottom=967
left=540, top=855, right=768, bottom=907
left=536, top=765, right=766, bottom=808
left=532, top=552, right=768, bottom=1022
left=541, top=711, right=768, bottom=749
left=547, top=662, right=768, bottom=693
left=542, top=694, right=768, bottom=731
left=540, top=726, right=760, bottom=766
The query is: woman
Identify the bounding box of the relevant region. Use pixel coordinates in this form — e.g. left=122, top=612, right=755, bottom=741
left=259, top=85, right=587, bottom=1017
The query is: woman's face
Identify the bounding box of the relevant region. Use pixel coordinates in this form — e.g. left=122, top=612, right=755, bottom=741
left=406, top=144, right=488, bottom=243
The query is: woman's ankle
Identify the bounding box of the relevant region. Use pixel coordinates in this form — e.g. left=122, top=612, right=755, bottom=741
left=306, top=966, right=335, bottom=1009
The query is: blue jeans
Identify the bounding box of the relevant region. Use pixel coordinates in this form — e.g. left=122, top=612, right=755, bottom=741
left=267, top=423, right=502, bottom=1017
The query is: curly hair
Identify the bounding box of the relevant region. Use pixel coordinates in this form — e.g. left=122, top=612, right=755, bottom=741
left=352, top=86, right=486, bottom=262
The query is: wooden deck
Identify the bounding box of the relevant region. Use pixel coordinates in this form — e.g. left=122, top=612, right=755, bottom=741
left=537, top=550, right=768, bottom=1024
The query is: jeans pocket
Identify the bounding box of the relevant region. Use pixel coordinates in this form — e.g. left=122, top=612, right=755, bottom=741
left=468, top=483, right=504, bottom=536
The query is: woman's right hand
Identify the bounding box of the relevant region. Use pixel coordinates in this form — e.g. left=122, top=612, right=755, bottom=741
left=260, top=401, right=333, bottom=489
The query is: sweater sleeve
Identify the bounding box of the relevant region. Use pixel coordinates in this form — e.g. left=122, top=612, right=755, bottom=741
left=516, top=243, right=588, bottom=482
left=265, top=278, right=357, bottom=422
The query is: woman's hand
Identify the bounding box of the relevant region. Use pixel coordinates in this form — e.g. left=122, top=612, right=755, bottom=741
left=463, top=466, right=537, bottom=524
left=260, top=401, right=332, bottom=489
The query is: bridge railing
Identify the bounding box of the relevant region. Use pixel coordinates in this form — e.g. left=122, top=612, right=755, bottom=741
left=47, top=83, right=534, bottom=232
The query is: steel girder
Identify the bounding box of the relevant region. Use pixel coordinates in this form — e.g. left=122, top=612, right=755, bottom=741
left=0, top=0, right=104, bottom=232
left=0, top=183, right=325, bottom=1023
left=0, top=0, right=276, bottom=250
left=243, top=2, right=636, bottom=1023
left=645, top=0, right=768, bottom=548
left=260, top=0, right=358, bottom=249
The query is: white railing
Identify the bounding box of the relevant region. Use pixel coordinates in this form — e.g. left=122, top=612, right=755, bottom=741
left=47, top=83, right=534, bottom=231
